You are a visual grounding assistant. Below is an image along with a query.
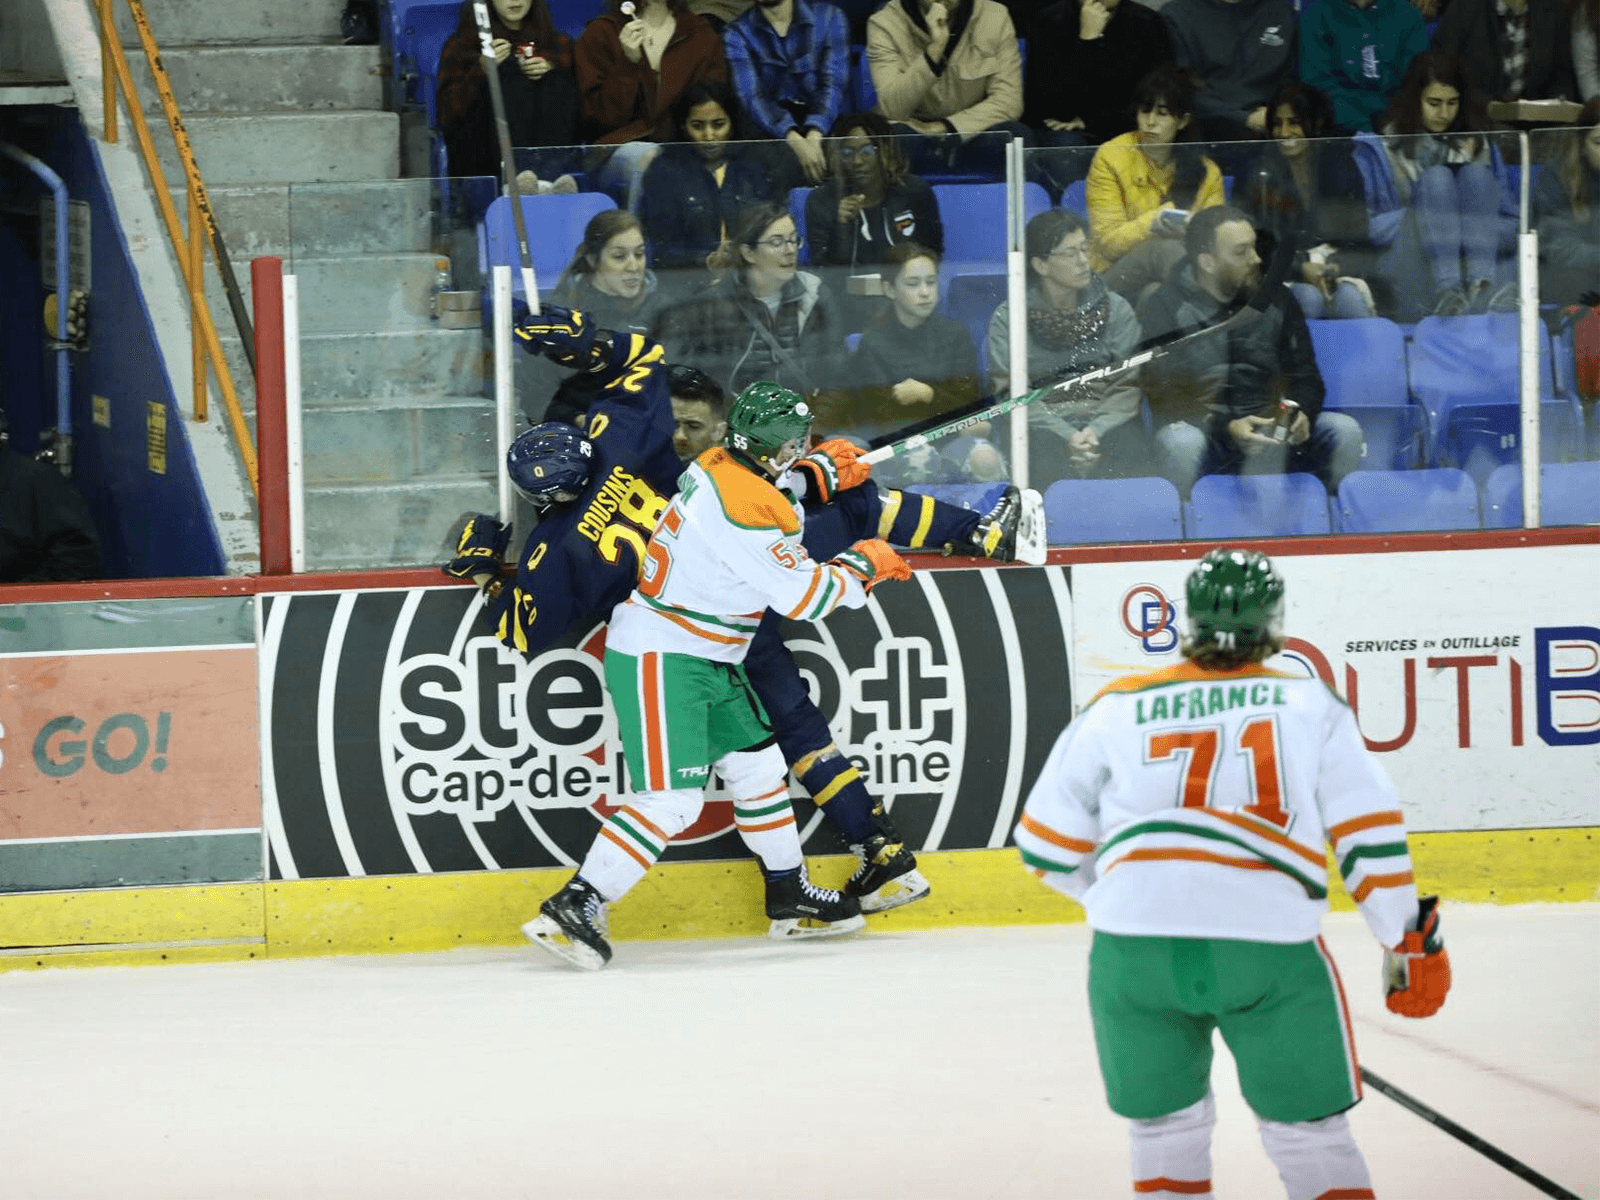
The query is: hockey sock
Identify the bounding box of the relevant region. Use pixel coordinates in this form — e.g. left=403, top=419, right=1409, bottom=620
left=793, top=745, right=877, bottom=843
left=578, top=788, right=701, bottom=901
left=719, top=745, right=803, bottom=873
left=876, top=489, right=979, bottom=550
left=1128, top=1091, right=1216, bottom=1199
left=1257, top=1111, right=1373, bottom=1200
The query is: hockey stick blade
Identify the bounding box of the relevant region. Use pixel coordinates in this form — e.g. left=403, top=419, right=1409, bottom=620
left=860, top=230, right=1296, bottom=466
left=1360, top=1068, right=1584, bottom=1199
left=473, top=2, right=540, bottom=312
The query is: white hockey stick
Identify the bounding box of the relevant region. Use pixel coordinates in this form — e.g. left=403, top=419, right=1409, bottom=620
left=473, top=1, right=540, bottom=313
left=860, top=234, right=1295, bottom=466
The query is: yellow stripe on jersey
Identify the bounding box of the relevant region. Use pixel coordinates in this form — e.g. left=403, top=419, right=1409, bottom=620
left=697, top=448, right=802, bottom=534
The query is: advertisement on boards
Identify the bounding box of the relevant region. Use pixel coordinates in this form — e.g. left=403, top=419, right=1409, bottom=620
left=1071, top=547, right=1600, bottom=829
left=259, top=569, right=1075, bottom=880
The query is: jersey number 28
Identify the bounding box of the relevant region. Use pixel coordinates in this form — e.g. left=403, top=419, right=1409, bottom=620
left=1144, top=717, right=1289, bottom=829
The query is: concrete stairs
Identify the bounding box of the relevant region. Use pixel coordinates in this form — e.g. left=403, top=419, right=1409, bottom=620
left=124, top=0, right=494, bottom=571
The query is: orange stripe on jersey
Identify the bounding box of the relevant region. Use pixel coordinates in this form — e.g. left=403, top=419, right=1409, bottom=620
left=620, top=806, right=669, bottom=844
left=1314, top=1190, right=1375, bottom=1199
left=738, top=814, right=797, bottom=833
left=642, top=653, right=667, bottom=791
left=1093, top=659, right=1295, bottom=702
left=1327, top=810, right=1404, bottom=844
left=1110, top=847, right=1280, bottom=875
left=657, top=607, right=748, bottom=646
left=1206, top=809, right=1326, bottom=868
left=1348, top=869, right=1414, bottom=902
left=785, top=566, right=824, bottom=619
left=700, top=448, right=801, bottom=533
left=600, top=824, right=654, bottom=870
left=1133, top=1178, right=1212, bottom=1195
left=1018, top=812, right=1096, bottom=854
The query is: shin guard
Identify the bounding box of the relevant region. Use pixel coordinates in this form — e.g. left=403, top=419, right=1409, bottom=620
left=1129, top=1091, right=1216, bottom=1199
left=793, top=744, right=877, bottom=843
left=579, top=789, right=701, bottom=901
left=1257, top=1111, right=1374, bottom=1200
left=719, top=744, right=803, bottom=873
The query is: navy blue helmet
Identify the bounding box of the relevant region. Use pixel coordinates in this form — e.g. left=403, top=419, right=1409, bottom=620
left=506, top=422, right=596, bottom=510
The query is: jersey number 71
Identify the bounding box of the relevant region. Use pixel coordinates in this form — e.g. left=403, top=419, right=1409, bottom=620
left=1144, top=717, right=1290, bottom=829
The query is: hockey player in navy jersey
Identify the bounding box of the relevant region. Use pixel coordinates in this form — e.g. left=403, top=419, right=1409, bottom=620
left=445, top=303, right=1042, bottom=915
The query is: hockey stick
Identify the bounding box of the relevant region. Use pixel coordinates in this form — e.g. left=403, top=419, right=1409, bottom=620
left=859, top=230, right=1296, bottom=466
left=473, top=1, right=540, bottom=313
left=1360, top=1068, right=1584, bottom=1199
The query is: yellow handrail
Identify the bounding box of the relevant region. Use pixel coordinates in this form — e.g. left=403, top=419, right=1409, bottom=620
left=93, top=0, right=259, bottom=498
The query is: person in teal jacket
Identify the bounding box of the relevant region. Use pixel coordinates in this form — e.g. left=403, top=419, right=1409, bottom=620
left=1297, top=0, right=1429, bottom=135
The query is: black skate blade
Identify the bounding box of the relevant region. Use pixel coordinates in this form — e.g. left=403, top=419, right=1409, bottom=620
left=522, top=915, right=609, bottom=970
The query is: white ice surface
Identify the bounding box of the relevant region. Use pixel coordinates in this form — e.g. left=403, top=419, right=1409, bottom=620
left=1, top=904, right=1596, bottom=1200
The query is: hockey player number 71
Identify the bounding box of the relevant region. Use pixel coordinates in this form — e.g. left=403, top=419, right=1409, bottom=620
left=1146, top=717, right=1289, bottom=829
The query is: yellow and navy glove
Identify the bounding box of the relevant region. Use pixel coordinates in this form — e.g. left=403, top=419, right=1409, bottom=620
left=794, top=438, right=871, bottom=504
left=444, top=513, right=511, bottom=582
left=513, top=303, right=600, bottom=369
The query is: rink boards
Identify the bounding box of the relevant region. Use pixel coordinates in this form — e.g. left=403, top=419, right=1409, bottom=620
left=2, top=543, right=1596, bottom=968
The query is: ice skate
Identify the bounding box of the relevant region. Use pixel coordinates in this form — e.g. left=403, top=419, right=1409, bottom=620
left=522, top=876, right=612, bottom=970
left=845, top=833, right=931, bottom=913
left=967, top=484, right=1046, bottom=566
left=764, top=867, right=866, bottom=940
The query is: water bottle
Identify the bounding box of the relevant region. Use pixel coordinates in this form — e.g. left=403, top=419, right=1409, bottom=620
left=428, top=256, right=452, bottom=320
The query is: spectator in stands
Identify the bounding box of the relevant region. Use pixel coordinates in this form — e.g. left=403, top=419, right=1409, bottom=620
left=1024, top=0, right=1174, bottom=197
left=688, top=0, right=754, bottom=32
left=575, top=0, right=728, bottom=210
left=653, top=201, right=846, bottom=394
left=1085, top=66, right=1225, bottom=307
left=1431, top=0, right=1579, bottom=104
left=1237, top=81, right=1379, bottom=318
left=1534, top=101, right=1600, bottom=307
left=807, top=113, right=945, bottom=268
left=987, top=209, right=1148, bottom=488
left=436, top=0, right=581, bottom=188
left=0, top=408, right=101, bottom=584
left=638, top=80, right=784, bottom=280
left=723, top=0, right=850, bottom=188
left=1137, top=204, right=1363, bottom=497
left=866, top=0, right=1029, bottom=177
left=1297, top=0, right=1429, bottom=134
left=1162, top=0, right=1299, bottom=153
left=1574, top=0, right=1600, bottom=102
left=816, top=243, right=1003, bottom=481
left=1352, top=50, right=1519, bottom=318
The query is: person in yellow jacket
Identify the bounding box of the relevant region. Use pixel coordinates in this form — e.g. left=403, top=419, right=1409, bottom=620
left=1086, top=64, right=1225, bottom=305
left=866, top=0, right=1029, bottom=176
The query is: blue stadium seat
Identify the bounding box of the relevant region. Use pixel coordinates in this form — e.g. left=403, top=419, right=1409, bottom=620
left=1060, top=179, right=1087, bottom=219
left=1481, top=461, right=1600, bottom=529
left=478, top=192, right=617, bottom=301
left=1405, top=312, right=1560, bottom=457
left=916, top=482, right=1009, bottom=514
left=1307, top=317, right=1423, bottom=468
left=933, top=182, right=1051, bottom=276
left=1334, top=468, right=1480, bottom=532
left=1043, top=477, right=1184, bottom=544
left=1438, top=399, right=1586, bottom=485
left=549, top=0, right=604, bottom=38
left=788, top=186, right=813, bottom=266
left=395, top=1, right=462, bottom=129
left=945, top=272, right=1007, bottom=369
left=852, top=45, right=878, bottom=112
left=1184, top=473, right=1332, bottom=538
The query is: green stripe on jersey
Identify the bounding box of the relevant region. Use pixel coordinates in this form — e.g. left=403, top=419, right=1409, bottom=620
left=1020, top=847, right=1080, bottom=875
left=1339, top=840, right=1410, bottom=880
left=1099, top=819, right=1327, bottom=899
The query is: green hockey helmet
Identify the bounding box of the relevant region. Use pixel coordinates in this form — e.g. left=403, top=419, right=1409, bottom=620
left=724, top=380, right=814, bottom=475
left=1184, top=547, right=1286, bottom=657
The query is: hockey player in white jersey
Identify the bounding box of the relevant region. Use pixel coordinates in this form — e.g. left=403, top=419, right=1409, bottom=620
left=1015, top=548, right=1451, bottom=1200
left=525, top=381, right=913, bottom=969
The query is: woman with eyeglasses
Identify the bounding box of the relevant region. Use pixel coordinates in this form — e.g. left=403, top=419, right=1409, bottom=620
left=805, top=112, right=944, bottom=271
left=987, top=208, right=1147, bottom=488
left=637, top=80, right=784, bottom=281
left=654, top=201, right=845, bottom=395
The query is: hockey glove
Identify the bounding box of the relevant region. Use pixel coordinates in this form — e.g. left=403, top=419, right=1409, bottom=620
left=794, top=438, right=871, bottom=503
left=834, top=538, right=911, bottom=591
left=513, top=303, right=600, bottom=368
left=444, top=513, right=511, bottom=582
left=1383, top=895, right=1451, bottom=1018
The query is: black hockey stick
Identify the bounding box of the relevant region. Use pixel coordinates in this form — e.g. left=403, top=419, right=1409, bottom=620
left=473, top=1, right=540, bottom=312
left=1360, top=1068, right=1584, bottom=1199
left=860, top=229, right=1295, bottom=466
